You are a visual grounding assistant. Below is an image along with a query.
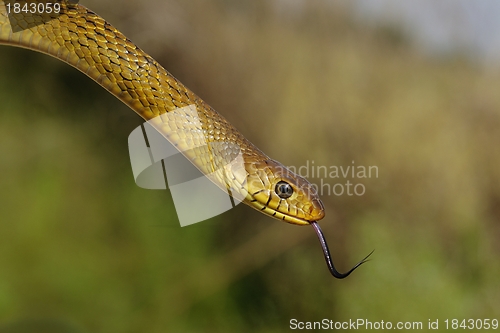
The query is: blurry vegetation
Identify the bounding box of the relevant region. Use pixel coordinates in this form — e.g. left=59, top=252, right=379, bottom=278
left=1, top=0, right=499, bottom=332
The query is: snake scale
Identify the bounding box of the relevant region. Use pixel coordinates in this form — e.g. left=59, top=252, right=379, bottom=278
left=0, top=0, right=371, bottom=278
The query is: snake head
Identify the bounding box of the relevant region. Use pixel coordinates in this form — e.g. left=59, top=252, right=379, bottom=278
left=243, top=159, right=325, bottom=225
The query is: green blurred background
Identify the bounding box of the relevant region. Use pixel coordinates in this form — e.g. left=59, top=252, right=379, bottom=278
left=1, top=0, right=499, bottom=332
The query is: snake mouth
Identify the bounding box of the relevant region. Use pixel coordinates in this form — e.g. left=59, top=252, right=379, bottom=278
left=247, top=200, right=324, bottom=226
left=244, top=184, right=326, bottom=225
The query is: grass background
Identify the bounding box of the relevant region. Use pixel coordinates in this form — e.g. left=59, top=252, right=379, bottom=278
left=0, top=0, right=499, bottom=332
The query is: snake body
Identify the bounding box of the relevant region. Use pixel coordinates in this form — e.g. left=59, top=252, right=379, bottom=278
left=0, top=0, right=371, bottom=278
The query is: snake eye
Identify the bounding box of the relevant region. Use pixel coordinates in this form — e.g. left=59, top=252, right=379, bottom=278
left=275, top=181, right=293, bottom=199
